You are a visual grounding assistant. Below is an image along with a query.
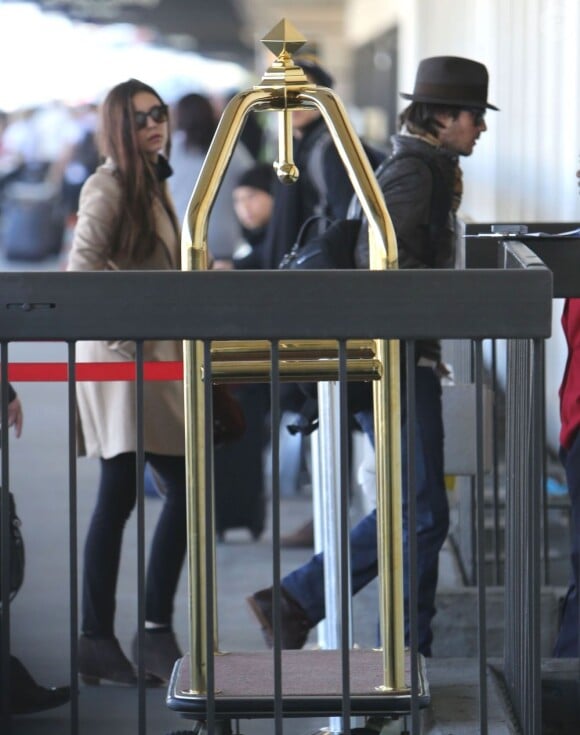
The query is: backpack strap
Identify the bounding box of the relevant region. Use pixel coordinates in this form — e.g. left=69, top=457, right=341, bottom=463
left=305, top=131, right=333, bottom=229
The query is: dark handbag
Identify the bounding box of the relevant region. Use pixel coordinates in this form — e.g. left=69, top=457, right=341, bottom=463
left=212, top=384, right=246, bottom=446
left=0, top=490, right=25, bottom=603
left=279, top=215, right=362, bottom=270
left=278, top=215, right=371, bottom=434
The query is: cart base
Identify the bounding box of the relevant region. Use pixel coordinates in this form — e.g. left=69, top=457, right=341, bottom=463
left=166, top=649, right=429, bottom=718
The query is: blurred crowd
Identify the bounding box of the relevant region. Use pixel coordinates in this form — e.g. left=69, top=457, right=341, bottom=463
left=0, top=91, right=272, bottom=266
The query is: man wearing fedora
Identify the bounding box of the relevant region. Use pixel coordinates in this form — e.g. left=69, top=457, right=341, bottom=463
left=247, top=56, right=498, bottom=657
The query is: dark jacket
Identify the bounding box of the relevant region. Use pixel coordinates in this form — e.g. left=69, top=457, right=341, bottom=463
left=355, top=133, right=458, bottom=269
left=233, top=223, right=268, bottom=270
left=355, top=133, right=459, bottom=361
left=262, top=117, right=384, bottom=269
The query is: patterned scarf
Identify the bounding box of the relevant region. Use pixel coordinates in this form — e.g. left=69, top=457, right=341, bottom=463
left=402, top=123, right=463, bottom=212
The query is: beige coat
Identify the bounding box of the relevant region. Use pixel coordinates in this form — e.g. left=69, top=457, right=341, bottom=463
left=67, top=161, right=185, bottom=459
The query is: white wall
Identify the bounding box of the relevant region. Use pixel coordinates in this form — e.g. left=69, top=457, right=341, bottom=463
left=346, top=0, right=580, bottom=450
left=348, top=0, right=579, bottom=221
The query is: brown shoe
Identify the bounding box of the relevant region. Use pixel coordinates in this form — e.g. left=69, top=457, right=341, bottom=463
left=247, top=586, right=311, bottom=649
left=280, top=519, right=314, bottom=548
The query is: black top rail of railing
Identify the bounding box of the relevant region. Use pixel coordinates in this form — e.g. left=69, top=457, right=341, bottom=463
left=0, top=249, right=552, bottom=344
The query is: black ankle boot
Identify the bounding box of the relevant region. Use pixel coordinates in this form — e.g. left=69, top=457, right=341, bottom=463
left=78, top=634, right=161, bottom=686
left=132, top=628, right=182, bottom=684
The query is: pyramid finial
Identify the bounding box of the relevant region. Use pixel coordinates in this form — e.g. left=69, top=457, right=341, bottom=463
left=261, top=18, right=306, bottom=59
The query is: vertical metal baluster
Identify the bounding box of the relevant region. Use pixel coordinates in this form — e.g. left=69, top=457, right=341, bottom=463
left=490, top=339, right=501, bottom=585
left=474, top=339, right=489, bottom=734
left=405, top=341, right=420, bottom=734
left=203, top=340, right=216, bottom=735
left=338, top=339, right=351, bottom=733
left=539, top=348, right=550, bottom=585
left=135, top=341, right=146, bottom=735
left=504, top=337, right=516, bottom=719
left=520, top=340, right=528, bottom=730
left=270, top=340, right=283, bottom=735
left=67, top=342, right=79, bottom=735
left=0, top=342, right=11, bottom=734
left=529, top=339, right=543, bottom=734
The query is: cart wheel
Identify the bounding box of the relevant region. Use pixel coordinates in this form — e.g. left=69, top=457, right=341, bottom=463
left=165, top=719, right=233, bottom=735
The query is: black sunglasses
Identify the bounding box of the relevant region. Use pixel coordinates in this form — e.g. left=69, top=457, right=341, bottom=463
left=134, top=104, right=168, bottom=130
left=464, top=107, right=486, bottom=126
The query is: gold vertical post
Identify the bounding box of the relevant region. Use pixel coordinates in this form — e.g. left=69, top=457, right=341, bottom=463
left=181, top=88, right=273, bottom=693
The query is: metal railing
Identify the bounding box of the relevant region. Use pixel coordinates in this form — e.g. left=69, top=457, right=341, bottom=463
left=0, top=245, right=551, bottom=734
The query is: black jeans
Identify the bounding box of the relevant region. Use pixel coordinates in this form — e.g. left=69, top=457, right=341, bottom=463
left=82, top=452, right=187, bottom=637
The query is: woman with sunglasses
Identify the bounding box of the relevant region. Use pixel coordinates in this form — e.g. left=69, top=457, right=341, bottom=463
left=67, top=78, right=185, bottom=686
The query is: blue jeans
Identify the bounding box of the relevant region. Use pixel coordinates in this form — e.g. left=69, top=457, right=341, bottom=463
left=553, top=432, right=580, bottom=657
left=283, top=365, right=449, bottom=656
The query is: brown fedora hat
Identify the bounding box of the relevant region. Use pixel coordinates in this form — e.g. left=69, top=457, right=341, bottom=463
left=401, top=56, right=499, bottom=110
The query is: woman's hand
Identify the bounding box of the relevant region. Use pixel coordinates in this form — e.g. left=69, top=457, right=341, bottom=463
left=7, top=396, right=23, bottom=438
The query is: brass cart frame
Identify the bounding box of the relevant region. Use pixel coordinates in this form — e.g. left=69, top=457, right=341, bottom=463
left=177, top=17, right=409, bottom=716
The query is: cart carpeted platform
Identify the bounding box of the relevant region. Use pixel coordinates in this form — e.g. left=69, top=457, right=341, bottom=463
left=167, top=649, right=429, bottom=718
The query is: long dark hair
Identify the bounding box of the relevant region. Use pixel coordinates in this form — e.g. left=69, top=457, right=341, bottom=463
left=174, top=92, right=217, bottom=152
left=399, top=101, right=462, bottom=136
left=99, top=78, right=177, bottom=264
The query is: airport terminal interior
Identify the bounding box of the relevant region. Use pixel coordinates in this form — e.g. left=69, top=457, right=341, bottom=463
left=0, top=1, right=579, bottom=734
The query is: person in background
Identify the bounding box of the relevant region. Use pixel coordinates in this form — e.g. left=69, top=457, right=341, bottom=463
left=67, top=78, right=186, bottom=685
left=248, top=55, right=496, bottom=656
left=169, top=92, right=253, bottom=266
left=2, top=102, right=80, bottom=184
left=1, top=384, right=71, bottom=715
left=232, top=162, right=275, bottom=269
left=260, top=53, right=385, bottom=271
left=210, top=163, right=275, bottom=541
left=260, top=53, right=385, bottom=547
left=55, top=103, right=100, bottom=223
left=552, top=158, right=580, bottom=657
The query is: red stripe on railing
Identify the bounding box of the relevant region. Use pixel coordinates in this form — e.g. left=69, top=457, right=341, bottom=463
left=7, top=362, right=184, bottom=382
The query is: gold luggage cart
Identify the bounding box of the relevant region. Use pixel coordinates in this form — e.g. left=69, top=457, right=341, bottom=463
left=167, top=19, right=428, bottom=732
